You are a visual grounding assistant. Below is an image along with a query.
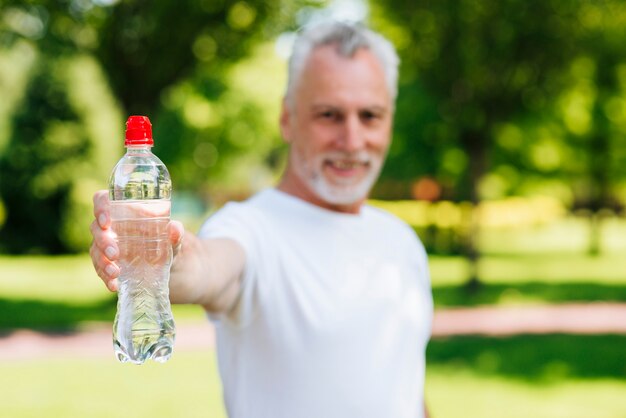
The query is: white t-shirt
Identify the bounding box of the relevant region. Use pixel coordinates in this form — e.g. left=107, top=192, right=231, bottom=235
left=198, top=188, right=433, bottom=418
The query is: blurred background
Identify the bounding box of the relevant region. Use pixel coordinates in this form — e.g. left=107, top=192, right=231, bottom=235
left=1, top=0, right=626, bottom=417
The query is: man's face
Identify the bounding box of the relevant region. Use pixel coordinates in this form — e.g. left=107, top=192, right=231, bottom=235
left=280, top=45, right=393, bottom=213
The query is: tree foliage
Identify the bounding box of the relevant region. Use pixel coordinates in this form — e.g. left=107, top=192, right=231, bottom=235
left=0, top=0, right=308, bottom=253
left=374, top=0, right=585, bottom=197
left=372, top=0, right=626, bottom=269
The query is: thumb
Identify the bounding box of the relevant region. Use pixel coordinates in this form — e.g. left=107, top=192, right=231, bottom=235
left=169, top=220, right=185, bottom=257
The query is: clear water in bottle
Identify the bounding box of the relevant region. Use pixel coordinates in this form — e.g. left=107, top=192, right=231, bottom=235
left=111, top=200, right=175, bottom=364
left=109, top=115, right=176, bottom=364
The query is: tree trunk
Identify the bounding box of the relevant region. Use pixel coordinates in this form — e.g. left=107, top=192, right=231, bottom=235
left=588, top=212, right=601, bottom=256
left=460, top=130, right=487, bottom=291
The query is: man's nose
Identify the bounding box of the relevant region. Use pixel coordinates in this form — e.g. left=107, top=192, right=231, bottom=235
left=338, top=114, right=365, bottom=152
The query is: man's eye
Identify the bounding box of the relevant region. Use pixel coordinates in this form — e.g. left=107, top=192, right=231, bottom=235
left=317, top=111, right=340, bottom=121
left=360, top=111, right=379, bottom=121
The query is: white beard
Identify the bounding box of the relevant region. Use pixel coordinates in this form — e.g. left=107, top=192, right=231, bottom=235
left=292, top=149, right=383, bottom=205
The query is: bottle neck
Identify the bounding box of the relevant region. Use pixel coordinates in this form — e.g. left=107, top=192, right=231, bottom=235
left=125, top=145, right=153, bottom=154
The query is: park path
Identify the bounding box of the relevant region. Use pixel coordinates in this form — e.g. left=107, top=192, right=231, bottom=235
left=1, top=302, right=625, bottom=361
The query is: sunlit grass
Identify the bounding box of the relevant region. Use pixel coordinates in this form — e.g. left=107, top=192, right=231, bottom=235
left=428, top=252, right=626, bottom=307
left=2, top=246, right=625, bottom=417
left=479, top=216, right=626, bottom=255
left=425, top=333, right=626, bottom=417
left=3, top=248, right=625, bottom=304
left=426, top=367, right=626, bottom=418
left=0, top=255, right=210, bottom=330
left=0, top=350, right=226, bottom=418
left=0, top=255, right=103, bottom=302
left=2, top=247, right=626, bottom=330
left=429, top=253, right=626, bottom=286
left=1, top=344, right=625, bottom=418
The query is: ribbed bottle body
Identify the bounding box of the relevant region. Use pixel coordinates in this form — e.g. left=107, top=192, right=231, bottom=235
left=109, top=146, right=175, bottom=364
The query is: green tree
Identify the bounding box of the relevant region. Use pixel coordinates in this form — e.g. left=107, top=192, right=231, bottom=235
left=0, top=52, right=122, bottom=253
left=562, top=5, right=626, bottom=255
left=373, top=0, right=626, bottom=282
left=477, top=2, right=626, bottom=256
left=0, top=0, right=312, bottom=253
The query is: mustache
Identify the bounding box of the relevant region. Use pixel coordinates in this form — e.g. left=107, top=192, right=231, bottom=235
left=320, top=151, right=374, bottom=163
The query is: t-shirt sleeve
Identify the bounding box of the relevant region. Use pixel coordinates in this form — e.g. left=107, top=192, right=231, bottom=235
left=197, top=202, right=261, bottom=327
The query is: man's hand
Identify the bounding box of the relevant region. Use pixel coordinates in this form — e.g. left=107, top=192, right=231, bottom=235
left=89, top=190, right=184, bottom=292
left=90, top=189, right=244, bottom=312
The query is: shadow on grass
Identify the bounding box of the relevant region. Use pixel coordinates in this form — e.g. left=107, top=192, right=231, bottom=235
left=433, top=281, right=626, bottom=307
left=0, top=297, right=117, bottom=333
left=428, top=334, right=626, bottom=380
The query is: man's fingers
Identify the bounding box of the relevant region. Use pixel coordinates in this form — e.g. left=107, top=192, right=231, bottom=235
left=93, top=190, right=111, bottom=228
left=90, top=190, right=118, bottom=292
left=90, top=220, right=118, bottom=260
left=91, top=191, right=181, bottom=292
left=105, top=278, right=119, bottom=292
left=89, top=241, right=120, bottom=291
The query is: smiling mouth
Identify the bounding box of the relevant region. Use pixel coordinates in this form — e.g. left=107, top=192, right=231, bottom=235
left=324, top=160, right=370, bottom=171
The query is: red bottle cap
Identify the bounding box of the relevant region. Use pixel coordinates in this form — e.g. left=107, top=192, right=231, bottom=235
left=125, top=115, right=154, bottom=146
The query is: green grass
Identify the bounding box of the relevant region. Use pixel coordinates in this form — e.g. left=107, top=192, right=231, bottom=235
left=0, top=255, right=213, bottom=330
left=426, top=368, right=626, bottom=418
left=1, top=337, right=625, bottom=418
left=478, top=216, right=626, bottom=256
left=425, top=334, right=626, bottom=417
left=429, top=253, right=626, bottom=286
left=0, top=255, right=104, bottom=302
left=0, top=296, right=206, bottom=331
left=2, top=246, right=626, bottom=417
left=0, top=350, right=227, bottom=418
left=1, top=251, right=626, bottom=330
left=429, top=253, right=626, bottom=307
left=432, top=281, right=626, bottom=307
left=427, top=334, right=626, bottom=380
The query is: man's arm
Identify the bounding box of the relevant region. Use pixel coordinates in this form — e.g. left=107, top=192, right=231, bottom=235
left=168, top=234, right=245, bottom=313
left=89, top=190, right=244, bottom=313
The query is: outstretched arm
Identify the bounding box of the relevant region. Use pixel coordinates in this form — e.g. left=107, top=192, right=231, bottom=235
left=89, top=190, right=244, bottom=313
left=168, top=233, right=245, bottom=313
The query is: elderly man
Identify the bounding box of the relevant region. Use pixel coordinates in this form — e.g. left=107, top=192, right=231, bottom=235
left=90, top=21, right=432, bottom=418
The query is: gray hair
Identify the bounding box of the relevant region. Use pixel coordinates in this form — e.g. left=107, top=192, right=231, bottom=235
left=285, top=21, right=400, bottom=108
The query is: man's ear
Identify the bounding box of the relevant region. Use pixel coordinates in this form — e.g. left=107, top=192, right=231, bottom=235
left=279, top=97, right=293, bottom=144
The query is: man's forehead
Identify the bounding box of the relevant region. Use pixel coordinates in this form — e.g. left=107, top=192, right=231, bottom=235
left=309, top=102, right=389, bottom=112
left=301, top=45, right=387, bottom=88
left=306, top=43, right=378, bottom=67
left=297, top=45, right=391, bottom=106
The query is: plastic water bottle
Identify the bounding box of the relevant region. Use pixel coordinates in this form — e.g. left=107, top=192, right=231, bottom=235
left=109, top=115, right=175, bottom=364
